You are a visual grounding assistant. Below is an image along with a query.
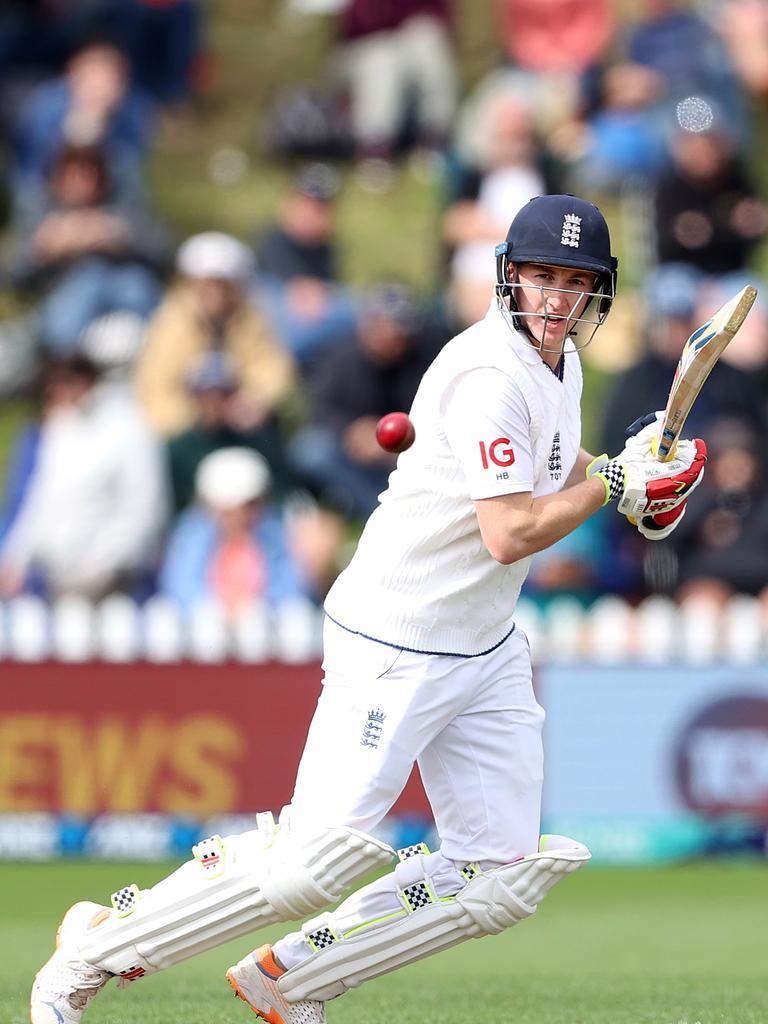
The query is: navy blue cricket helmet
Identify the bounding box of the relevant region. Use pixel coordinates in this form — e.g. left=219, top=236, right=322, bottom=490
left=495, top=195, right=618, bottom=346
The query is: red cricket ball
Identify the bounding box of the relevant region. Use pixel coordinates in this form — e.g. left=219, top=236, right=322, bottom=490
left=375, top=411, right=416, bottom=453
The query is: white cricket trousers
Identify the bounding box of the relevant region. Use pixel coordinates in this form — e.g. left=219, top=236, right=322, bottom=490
left=273, top=617, right=545, bottom=972
left=284, top=617, right=545, bottom=865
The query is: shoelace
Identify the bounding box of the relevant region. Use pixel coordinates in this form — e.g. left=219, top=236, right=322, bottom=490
left=63, top=961, right=110, bottom=1009
left=68, top=988, right=101, bottom=1011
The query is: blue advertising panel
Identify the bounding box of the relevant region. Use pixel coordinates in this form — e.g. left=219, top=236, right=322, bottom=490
left=540, top=664, right=768, bottom=862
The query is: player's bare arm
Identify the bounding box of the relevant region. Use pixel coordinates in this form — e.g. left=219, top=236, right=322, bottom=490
left=475, top=479, right=606, bottom=564
left=566, top=447, right=596, bottom=486
left=476, top=435, right=707, bottom=564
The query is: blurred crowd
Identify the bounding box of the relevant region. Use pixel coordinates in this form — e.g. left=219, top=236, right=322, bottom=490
left=0, top=0, right=767, bottom=628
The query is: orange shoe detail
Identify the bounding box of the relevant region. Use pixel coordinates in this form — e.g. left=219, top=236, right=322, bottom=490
left=255, top=944, right=285, bottom=980
left=226, top=969, right=285, bottom=1024
left=54, top=905, right=110, bottom=950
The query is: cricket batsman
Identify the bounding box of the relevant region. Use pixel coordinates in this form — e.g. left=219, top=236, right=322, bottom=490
left=31, top=195, right=707, bottom=1024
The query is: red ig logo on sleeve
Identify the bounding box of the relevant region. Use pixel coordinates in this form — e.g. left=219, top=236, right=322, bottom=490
left=479, top=438, right=515, bottom=470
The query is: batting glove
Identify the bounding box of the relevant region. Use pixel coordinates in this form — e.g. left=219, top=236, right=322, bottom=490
left=622, top=411, right=665, bottom=457
left=633, top=499, right=687, bottom=540
left=586, top=439, right=707, bottom=516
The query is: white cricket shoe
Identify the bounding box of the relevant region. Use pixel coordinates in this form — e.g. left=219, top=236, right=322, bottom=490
left=227, top=944, right=325, bottom=1024
left=30, top=901, right=112, bottom=1024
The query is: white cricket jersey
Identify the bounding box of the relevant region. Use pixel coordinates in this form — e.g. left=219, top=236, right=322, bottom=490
left=324, top=300, right=583, bottom=655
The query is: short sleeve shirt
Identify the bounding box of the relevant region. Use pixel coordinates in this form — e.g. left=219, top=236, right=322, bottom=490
left=442, top=366, right=534, bottom=499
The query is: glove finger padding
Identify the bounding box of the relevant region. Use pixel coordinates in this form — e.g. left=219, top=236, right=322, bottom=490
left=617, top=438, right=707, bottom=518
left=622, top=411, right=665, bottom=458
left=635, top=499, right=687, bottom=540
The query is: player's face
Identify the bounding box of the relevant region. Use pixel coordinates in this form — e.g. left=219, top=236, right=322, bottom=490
left=513, top=263, right=599, bottom=349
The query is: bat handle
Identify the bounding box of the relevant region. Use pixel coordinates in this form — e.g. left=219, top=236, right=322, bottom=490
left=655, top=426, right=678, bottom=462
left=626, top=412, right=674, bottom=463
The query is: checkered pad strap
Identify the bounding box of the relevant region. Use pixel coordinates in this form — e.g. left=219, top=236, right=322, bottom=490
left=306, top=923, right=341, bottom=953
left=192, top=834, right=226, bottom=878
left=395, top=845, right=438, bottom=913
left=459, top=862, right=481, bottom=883
left=400, top=878, right=437, bottom=913
left=301, top=911, right=342, bottom=954
left=111, top=883, right=141, bottom=918
left=396, top=842, right=430, bottom=861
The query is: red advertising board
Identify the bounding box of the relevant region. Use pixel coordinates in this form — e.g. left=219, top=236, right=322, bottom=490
left=0, top=662, right=430, bottom=817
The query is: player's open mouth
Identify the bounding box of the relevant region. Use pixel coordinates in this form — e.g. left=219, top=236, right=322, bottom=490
left=544, top=315, right=567, bottom=328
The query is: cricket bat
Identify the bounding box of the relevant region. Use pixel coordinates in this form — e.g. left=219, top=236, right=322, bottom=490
left=656, top=284, right=758, bottom=461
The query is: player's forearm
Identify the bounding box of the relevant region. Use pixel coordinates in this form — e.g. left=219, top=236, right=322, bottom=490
left=495, top=434, right=708, bottom=562
left=477, top=477, right=606, bottom=564
left=565, top=448, right=595, bottom=487
left=521, top=478, right=606, bottom=555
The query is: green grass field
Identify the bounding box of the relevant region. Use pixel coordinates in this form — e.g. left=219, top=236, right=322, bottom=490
left=3, top=860, right=767, bottom=1024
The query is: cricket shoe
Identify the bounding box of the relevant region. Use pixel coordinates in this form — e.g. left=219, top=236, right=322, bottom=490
left=227, top=944, right=325, bottom=1024
left=30, top=901, right=112, bottom=1024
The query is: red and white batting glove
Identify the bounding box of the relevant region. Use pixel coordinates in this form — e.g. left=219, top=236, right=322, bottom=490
left=586, top=438, right=707, bottom=517
left=633, top=499, right=687, bottom=540
left=620, top=411, right=697, bottom=538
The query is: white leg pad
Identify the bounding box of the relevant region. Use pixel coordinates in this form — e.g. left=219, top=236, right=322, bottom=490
left=278, top=834, right=590, bottom=1002
left=78, top=813, right=393, bottom=978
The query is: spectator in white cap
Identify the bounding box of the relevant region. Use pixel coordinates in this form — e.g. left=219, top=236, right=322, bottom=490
left=158, top=447, right=311, bottom=614
left=136, top=230, right=295, bottom=435
left=80, top=310, right=148, bottom=382
left=177, top=231, right=255, bottom=280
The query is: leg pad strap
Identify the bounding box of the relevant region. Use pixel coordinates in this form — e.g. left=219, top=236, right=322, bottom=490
left=278, top=834, right=590, bottom=1002
left=79, top=813, right=393, bottom=977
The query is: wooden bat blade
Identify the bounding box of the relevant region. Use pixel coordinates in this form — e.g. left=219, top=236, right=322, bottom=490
left=656, top=284, right=758, bottom=461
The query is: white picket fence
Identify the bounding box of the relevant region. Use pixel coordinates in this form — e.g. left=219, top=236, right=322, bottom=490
left=0, top=595, right=322, bottom=664
left=0, top=593, right=764, bottom=664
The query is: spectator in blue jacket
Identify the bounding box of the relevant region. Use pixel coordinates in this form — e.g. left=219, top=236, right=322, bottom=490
left=626, top=0, right=746, bottom=138
left=159, top=447, right=311, bottom=615
left=11, top=142, right=169, bottom=354
left=11, top=35, right=154, bottom=215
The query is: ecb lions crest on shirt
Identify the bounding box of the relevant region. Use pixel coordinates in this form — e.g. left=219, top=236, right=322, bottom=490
left=548, top=432, right=562, bottom=480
